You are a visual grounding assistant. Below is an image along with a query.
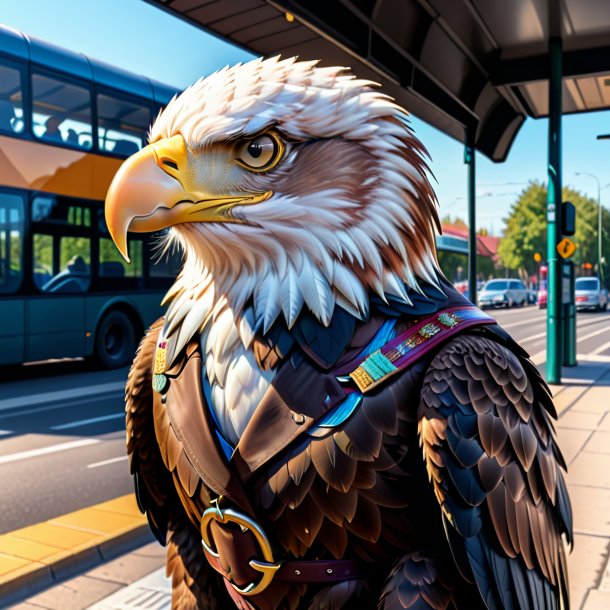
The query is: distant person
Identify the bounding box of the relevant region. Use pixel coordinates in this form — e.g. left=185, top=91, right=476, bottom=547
left=67, top=255, right=87, bottom=274
left=42, top=116, right=63, bottom=142
left=65, top=128, right=78, bottom=146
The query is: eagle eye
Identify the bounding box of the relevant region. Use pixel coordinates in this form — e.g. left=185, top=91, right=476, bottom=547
left=235, top=132, right=284, bottom=172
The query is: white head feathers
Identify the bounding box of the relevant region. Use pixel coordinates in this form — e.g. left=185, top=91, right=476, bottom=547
left=151, top=56, right=442, bottom=356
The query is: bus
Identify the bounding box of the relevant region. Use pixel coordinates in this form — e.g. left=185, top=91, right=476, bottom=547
left=0, top=24, right=182, bottom=369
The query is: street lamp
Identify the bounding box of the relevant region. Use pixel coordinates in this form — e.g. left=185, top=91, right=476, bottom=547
left=575, top=171, right=605, bottom=283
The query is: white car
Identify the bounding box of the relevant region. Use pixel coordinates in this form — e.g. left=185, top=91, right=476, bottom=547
left=575, top=277, right=608, bottom=312
left=478, top=279, right=528, bottom=308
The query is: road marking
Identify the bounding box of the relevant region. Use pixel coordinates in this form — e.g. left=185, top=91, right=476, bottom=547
left=0, top=438, right=100, bottom=465
left=50, top=413, right=124, bottom=431
left=87, top=455, right=128, bottom=469
left=0, top=381, right=125, bottom=413
left=577, top=353, right=610, bottom=363
left=577, top=325, right=610, bottom=343
left=501, top=317, right=547, bottom=330
left=508, top=315, right=610, bottom=345
left=592, top=339, right=610, bottom=355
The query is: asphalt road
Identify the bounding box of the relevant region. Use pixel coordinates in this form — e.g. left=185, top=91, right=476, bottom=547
left=1, top=304, right=610, bottom=535
left=490, top=305, right=610, bottom=365
left=0, top=361, right=132, bottom=534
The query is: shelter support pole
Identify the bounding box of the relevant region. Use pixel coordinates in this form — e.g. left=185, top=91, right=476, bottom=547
left=546, top=37, right=563, bottom=383
left=465, top=129, right=477, bottom=305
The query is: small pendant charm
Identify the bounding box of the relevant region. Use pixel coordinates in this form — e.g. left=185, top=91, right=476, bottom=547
left=152, top=373, right=169, bottom=394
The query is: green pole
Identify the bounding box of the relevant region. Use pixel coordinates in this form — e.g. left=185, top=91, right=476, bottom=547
left=546, top=37, right=563, bottom=383
left=465, top=130, right=477, bottom=305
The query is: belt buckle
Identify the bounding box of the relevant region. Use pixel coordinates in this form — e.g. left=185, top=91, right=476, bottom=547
left=201, top=506, right=281, bottom=596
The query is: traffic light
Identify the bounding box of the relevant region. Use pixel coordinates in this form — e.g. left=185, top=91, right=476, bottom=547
left=562, top=201, right=576, bottom=236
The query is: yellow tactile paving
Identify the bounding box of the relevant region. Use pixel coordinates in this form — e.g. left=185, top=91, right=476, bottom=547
left=50, top=508, right=143, bottom=536
left=0, top=536, right=62, bottom=562
left=94, top=495, right=143, bottom=517
left=8, top=522, right=103, bottom=550
left=0, top=553, right=32, bottom=577
left=0, top=494, right=147, bottom=595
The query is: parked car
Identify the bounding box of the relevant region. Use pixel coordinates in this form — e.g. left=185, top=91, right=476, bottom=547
left=527, top=289, right=538, bottom=305
left=478, top=279, right=528, bottom=308
left=575, top=277, right=608, bottom=312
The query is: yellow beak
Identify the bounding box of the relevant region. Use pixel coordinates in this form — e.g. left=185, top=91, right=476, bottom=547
left=104, top=135, right=272, bottom=261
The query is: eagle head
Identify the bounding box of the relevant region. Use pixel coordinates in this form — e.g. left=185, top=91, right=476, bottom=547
left=105, top=56, right=441, bottom=347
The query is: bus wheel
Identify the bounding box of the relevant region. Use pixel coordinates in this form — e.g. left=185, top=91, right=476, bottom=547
left=95, top=310, right=136, bottom=369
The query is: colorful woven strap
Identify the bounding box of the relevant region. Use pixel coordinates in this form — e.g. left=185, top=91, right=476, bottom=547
left=349, top=306, right=496, bottom=392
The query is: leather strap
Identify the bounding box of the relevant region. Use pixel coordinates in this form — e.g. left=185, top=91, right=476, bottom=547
left=275, top=559, right=370, bottom=583
left=348, top=306, right=496, bottom=392
left=205, top=551, right=370, bottom=584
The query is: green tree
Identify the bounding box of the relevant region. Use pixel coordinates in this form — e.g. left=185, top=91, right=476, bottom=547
left=498, top=181, right=610, bottom=284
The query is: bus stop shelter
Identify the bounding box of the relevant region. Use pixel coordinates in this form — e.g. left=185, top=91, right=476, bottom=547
left=147, top=0, right=610, bottom=383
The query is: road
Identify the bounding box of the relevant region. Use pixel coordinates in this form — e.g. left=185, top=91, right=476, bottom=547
left=1, top=305, right=610, bottom=534
left=0, top=362, right=131, bottom=534
left=490, top=305, right=610, bottom=365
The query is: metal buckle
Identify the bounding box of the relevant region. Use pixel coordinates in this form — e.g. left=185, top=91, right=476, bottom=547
left=201, top=505, right=282, bottom=596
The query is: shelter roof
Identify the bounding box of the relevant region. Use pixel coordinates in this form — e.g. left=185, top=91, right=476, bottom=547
left=147, top=1, right=610, bottom=161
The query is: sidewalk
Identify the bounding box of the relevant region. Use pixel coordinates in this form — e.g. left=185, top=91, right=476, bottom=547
left=3, top=363, right=610, bottom=610
left=547, top=362, right=610, bottom=610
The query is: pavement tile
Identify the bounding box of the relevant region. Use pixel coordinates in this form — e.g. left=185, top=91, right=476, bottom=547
left=567, top=533, right=610, bottom=592
left=583, top=431, right=610, bottom=454
left=568, top=451, right=610, bottom=489
left=569, top=386, right=610, bottom=415
left=597, top=412, right=610, bottom=432
left=571, top=587, right=587, bottom=610
left=556, top=427, right=593, bottom=465
left=569, top=485, right=610, bottom=536
left=557, top=410, right=604, bottom=431
left=584, top=590, right=610, bottom=609
left=14, top=574, right=123, bottom=610
left=553, top=385, right=589, bottom=415
left=50, top=509, right=143, bottom=536
left=85, top=544, right=166, bottom=586
left=8, top=523, right=103, bottom=551
left=131, top=542, right=165, bottom=560
left=0, top=538, right=62, bottom=562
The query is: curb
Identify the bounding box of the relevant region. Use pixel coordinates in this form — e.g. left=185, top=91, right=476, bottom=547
left=0, top=494, right=154, bottom=608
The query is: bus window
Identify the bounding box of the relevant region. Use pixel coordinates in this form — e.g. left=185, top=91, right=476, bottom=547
left=97, top=94, right=151, bottom=156
left=32, top=233, right=52, bottom=289
left=0, top=192, right=24, bottom=293
left=99, top=237, right=143, bottom=290
left=32, top=195, right=91, bottom=227
left=0, top=63, right=24, bottom=135
left=32, top=73, right=92, bottom=149
left=33, top=233, right=91, bottom=293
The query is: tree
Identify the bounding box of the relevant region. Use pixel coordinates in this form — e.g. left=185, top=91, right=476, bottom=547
left=498, top=181, right=610, bottom=283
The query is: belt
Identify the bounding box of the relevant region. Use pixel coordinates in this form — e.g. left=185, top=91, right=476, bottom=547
left=201, top=504, right=370, bottom=597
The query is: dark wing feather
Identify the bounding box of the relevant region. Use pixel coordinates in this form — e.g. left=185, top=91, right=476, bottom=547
left=126, top=318, right=232, bottom=609
left=418, top=334, right=572, bottom=610
left=258, top=360, right=428, bottom=563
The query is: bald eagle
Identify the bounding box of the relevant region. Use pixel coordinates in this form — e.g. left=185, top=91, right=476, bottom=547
left=105, top=57, right=571, bottom=610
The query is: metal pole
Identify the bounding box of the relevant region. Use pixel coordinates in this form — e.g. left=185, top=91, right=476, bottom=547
left=465, top=129, right=477, bottom=305
left=599, top=184, right=603, bottom=286
left=546, top=37, right=563, bottom=384
left=576, top=172, right=603, bottom=282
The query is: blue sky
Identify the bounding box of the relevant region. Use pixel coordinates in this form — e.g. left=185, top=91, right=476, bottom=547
left=1, top=0, right=610, bottom=234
